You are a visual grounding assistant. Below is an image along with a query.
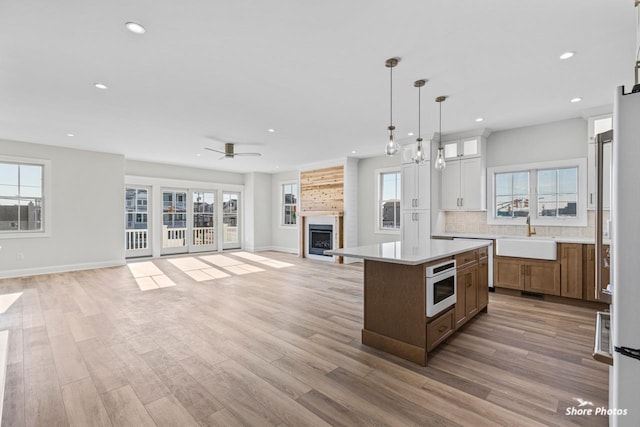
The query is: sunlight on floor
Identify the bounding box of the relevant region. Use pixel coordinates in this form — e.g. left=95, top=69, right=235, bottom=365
left=168, top=257, right=231, bottom=282
left=0, top=292, right=22, bottom=314
left=231, top=252, right=294, bottom=268
left=127, top=262, right=176, bottom=291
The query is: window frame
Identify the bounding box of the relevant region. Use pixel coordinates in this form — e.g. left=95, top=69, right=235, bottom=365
left=375, top=167, right=401, bottom=234
left=280, top=181, right=298, bottom=227
left=487, top=158, right=587, bottom=227
left=0, top=155, right=52, bottom=239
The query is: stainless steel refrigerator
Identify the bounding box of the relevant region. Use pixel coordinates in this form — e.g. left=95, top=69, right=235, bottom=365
left=594, top=85, right=640, bottom=426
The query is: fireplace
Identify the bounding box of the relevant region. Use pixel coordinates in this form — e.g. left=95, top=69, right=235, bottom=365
left=309, top=224, right=333, bottom=256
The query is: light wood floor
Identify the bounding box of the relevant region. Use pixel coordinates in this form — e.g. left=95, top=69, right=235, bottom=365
left=0, top=251, right=608, bottom=426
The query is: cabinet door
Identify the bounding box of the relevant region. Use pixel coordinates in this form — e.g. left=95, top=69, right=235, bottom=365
left=401, top=164, right=417, bottom=209
left=464, top=267, right=478, bottom=318
left=460, top=157, right=483, bottom=210
left=401, top=211, right=417, bottom=249
left=416, top=163, right=431, bottom=210
left=460, top=138, right=480, bottom=158
left=560, top=243, right=583, bottom=299
left=443, top=140, right=459, bottom=160
left=525, top=261, right=560, bottom=295
left=400, top=143, right=416, bottom=164
left=477, top=258, right=489, bottom=309
left=494, top=258, right=524, bottom=290
left=583, top=244, right=611, bottom=302
left=455, top=269, right=467, bottom=329
left=441, top=160, right=460, bottom=210
left=416, top=210, right=430, bottom=242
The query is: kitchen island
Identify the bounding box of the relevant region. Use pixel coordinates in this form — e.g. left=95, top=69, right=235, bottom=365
left=327, top=239, right=491, bottom=366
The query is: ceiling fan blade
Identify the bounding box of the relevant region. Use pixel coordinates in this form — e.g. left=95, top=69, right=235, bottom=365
left=233, top=152, right=262, bottom=157
left=204, top=147, right=225, bottom=155
left=218, top=155, right=227, bottom=160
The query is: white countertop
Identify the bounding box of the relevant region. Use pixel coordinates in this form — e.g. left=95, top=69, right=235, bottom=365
left=326, top=239, right=491, bottom=265
left=432, top=232, right=607, bottom=245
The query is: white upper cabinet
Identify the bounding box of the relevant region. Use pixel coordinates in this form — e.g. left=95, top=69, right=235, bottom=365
left=587, top=114, right=612, bottom=210
left=400, top=140, right=431, bottom=165
left=439, top=134, right=487, bottom=211
left=443, top=137, right=481, bottom=160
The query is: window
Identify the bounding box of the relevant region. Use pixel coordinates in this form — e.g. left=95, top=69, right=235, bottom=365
left=377, top=169, right=401, bottom=231
left=125, top=187, right=148, bottom=230
left=495, top=171, right=529, bottom=218
left=488, top=158, right=587, bottom=227
left=282, top=182, right=297, bottom=226
left=0, top=161, right=44, bottom=233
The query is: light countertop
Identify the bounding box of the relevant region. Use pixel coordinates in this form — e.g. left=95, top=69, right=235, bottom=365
left=432, top=232, right=608, bottom=245
left=326, top=239, right=491, bottom=266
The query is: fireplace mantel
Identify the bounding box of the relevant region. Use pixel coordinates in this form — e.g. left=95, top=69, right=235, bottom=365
left=298, top=211, right=344, bottom=217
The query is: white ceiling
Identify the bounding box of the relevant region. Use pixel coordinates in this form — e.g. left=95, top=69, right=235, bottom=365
left=0, top=0, right=636, bottom=173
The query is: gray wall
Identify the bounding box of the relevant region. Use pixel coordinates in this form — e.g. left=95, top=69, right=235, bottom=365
left=0, top=139, right=125, bottom=278
left=270, top=170, right=299, bottom=253
left=244, top=172, right=272, bottom=251
left=487, top=117, right=587, bottom=167
left=126, top=160, right=244, bottom=184
left=357, top=154, right=401, bottom=246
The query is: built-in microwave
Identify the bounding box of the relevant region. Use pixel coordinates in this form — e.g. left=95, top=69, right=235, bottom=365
left=426, top=260, right=457, bottom=317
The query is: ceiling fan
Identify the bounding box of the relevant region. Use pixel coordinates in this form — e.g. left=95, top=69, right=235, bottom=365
left=204, top=142, right=262, bottom=159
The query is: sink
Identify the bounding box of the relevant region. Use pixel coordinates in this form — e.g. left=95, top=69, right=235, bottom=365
left=495, top=238, right=557, bottom=260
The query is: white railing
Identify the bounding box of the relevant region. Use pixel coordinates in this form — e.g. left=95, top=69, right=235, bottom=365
left=224, top=225, right=238, bottom=243
left=193, top=227, right=215, bottom=246
left=163, top=225, right=186, bottom=248
left=125, top=229, right=148, bottom=251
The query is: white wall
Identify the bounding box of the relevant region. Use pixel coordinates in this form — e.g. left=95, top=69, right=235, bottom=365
left=487, top=117, right=587, bottom=167
left=0, top=139, right=125, bottom=278
left=270, top=170, right=299, bottom=253
left=357, top=154, right=401, bottom=246
left=343, top=157, right=359, bottom=263
left=243, top=172, right=272, bottom=251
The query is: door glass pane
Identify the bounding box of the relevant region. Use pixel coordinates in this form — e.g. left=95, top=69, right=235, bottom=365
left=223, top=192, right=239, bottom=247
left=193, top=191, right=215, bottom=246
left=125, top=187, right=150, bottom=252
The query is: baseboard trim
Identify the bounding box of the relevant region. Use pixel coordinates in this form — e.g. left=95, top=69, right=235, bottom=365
left=0, top=259, right=125, bottom=280
left=0, top=330, right=7, bottom=422
left=259, top=246, right=298, bottom=254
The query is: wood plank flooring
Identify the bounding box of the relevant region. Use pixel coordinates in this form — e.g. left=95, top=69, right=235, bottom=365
left=0, top=251, right=608, bottom=426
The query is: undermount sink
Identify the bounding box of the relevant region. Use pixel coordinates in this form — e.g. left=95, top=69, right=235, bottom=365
left=495, top=238, right=557, bottom=260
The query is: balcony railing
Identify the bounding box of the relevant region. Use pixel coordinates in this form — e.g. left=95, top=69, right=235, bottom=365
left=163, top=225, right=186, bottom=248
left=193, top=227, right=215, bottom=246
left=125, top=229, right=148, bottom=251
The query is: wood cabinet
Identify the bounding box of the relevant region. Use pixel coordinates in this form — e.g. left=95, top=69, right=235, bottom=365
left=426, top=308, right=454, bottom=351
left=494, top=257, right=560, bottom=295
left=560, top=243, right=583, bottom=299
left=455, top=250, right=480, bottom=329
left=478, top=257, right=489, bottom=310
left=583, top=244, right=611, bottom=302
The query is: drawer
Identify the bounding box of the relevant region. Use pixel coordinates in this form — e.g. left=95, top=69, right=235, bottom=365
left=456, top=250, right=478, bottom=268
left=478, top=246, right=488, bottom=260
left=427, top=308, right=455, bottom=351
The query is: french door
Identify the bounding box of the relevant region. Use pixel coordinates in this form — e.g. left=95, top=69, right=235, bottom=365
left=125, top=186, right=152, bottom=258
left=222, top=192, right=241, bottom=250
left=191, top=190, right=216, bottom=252
left=161, top=189, right=188, bottom=255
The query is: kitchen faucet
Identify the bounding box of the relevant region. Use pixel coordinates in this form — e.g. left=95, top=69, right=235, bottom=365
left=526, top=214, right=536, bottom=237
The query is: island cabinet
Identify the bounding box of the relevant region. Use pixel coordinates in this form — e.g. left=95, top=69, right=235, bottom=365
left=359, top=246, right=490, bottom=366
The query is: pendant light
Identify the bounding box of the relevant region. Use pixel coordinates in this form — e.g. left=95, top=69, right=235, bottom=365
left=413, top=79, right=426, bottom=164
left=385, top=58, right=399, bottom=156
left=434, top=96, right=447, bottom=171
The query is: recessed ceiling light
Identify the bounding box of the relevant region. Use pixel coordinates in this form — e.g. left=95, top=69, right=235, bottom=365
left=67, top=133, right=74, bottom=137
left=570, top=97, right=583, bottom=103
left=560, top=51, right=575, bottom=60
left=268, top=128, right=276, bottom=133
left=475, top=118, right=484, bottom=122
left=275, top=165, right=280, bottom=169
left=351, top=150, right=357, bottom=154
left=94, top=83, right=108, bottom=90
left=196, top=153, right=201, bottom=157
left=408, top=132, right=414, bottom=136
left=125, top=22, right=146, bottom=34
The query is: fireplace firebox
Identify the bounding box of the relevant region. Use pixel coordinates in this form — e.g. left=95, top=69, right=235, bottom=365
left=309, top=224, right=333, bottom=256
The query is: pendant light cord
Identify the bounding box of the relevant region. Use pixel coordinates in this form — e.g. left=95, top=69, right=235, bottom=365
left=438, top=100, right=442, bottom=149
left=418, top=84, right=421, bottom=139
left=390, top=65, right=393, bottom=128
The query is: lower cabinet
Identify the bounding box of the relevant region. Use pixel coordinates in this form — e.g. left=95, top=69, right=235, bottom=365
left=477, top=257, right=489, bottom=310
left=559, top=243, right=583, bottom=299
left=494, top=257, right=560, bottom=295
left=426, top=308, right=455, bottom=351
left=455, top=262, right=478, bottom=329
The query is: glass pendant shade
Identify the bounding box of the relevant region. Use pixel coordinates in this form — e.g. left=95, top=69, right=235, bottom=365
left=385, top=131, right=399, bottom=156
left=414, top=139, right=426, bottom=164
left=434, top=147, right=446, bottom=170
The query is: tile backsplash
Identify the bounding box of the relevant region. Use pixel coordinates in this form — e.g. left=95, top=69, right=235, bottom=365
left=444, top=211, right=609, bottom=239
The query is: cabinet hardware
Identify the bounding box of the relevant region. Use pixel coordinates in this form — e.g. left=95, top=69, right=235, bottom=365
left=521, top=265, right=525, bottom=275
left=460, top=197, right=463, bottom=207
left=437, top=325, right=447, bottom=333
left=590, top=193, right=593, bottom=204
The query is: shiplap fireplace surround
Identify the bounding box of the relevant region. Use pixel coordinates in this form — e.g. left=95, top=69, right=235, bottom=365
left=298, top=165, right=344, bottom=263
